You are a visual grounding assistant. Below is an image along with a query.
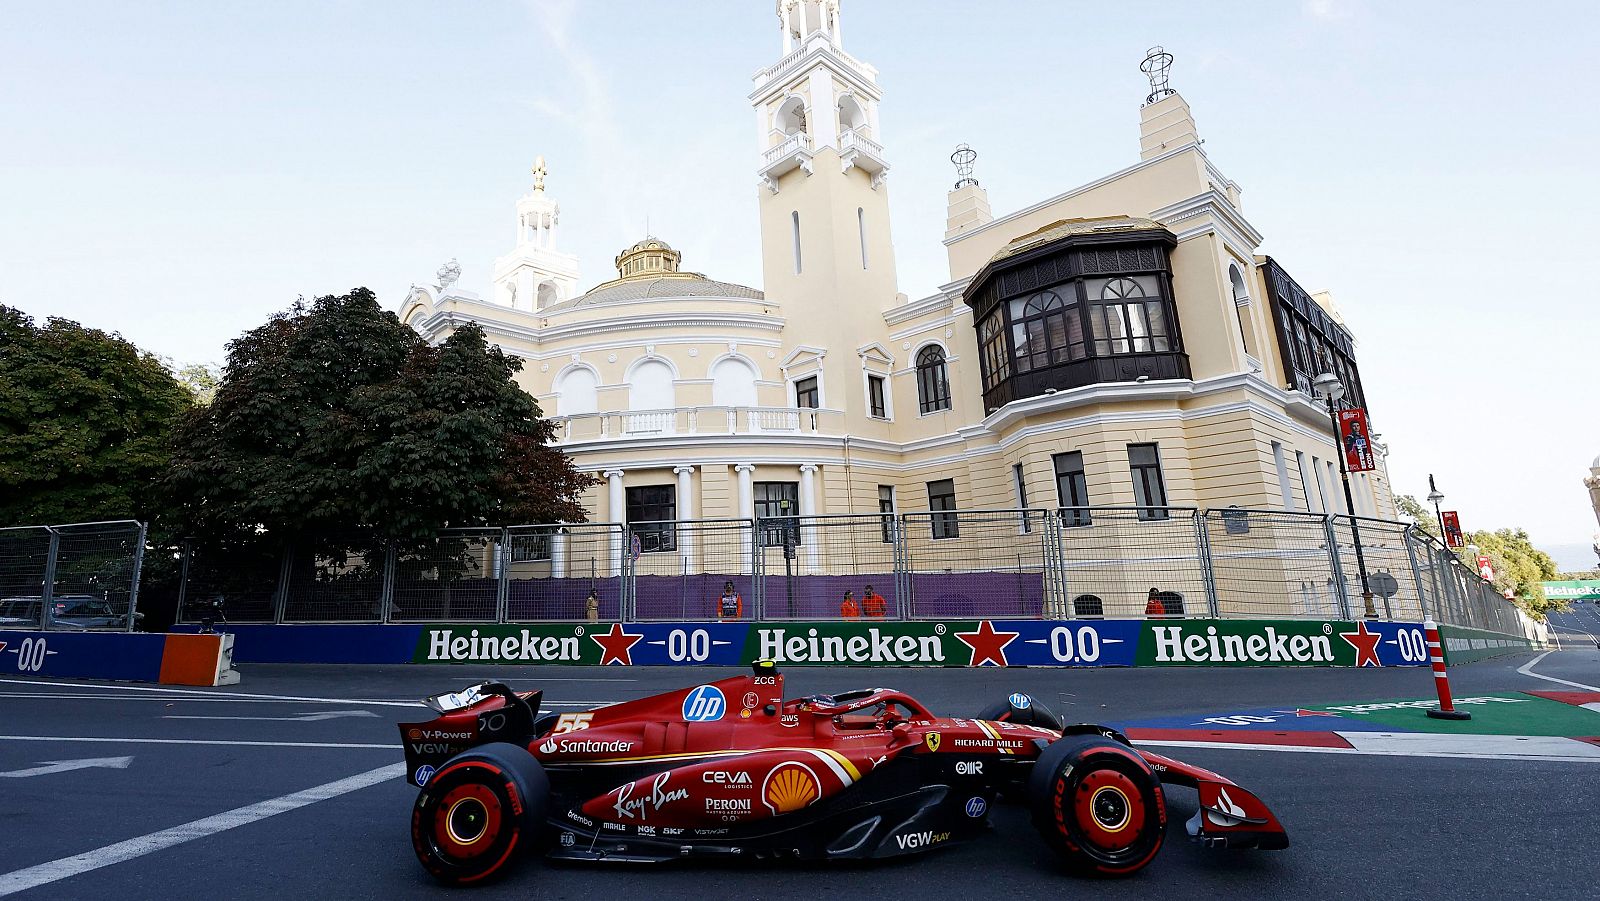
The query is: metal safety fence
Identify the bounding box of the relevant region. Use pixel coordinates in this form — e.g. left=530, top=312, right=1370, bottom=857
left=0, top=520, right=147, bottom=630
left=167, top=508, right=1530, bottom=637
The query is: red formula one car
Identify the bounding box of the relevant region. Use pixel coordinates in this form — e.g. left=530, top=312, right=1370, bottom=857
left=399, top=662, right=1287, bottom=885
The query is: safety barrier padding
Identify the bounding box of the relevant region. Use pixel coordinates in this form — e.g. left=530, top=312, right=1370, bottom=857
left=0, top=629, right=241, bottom=685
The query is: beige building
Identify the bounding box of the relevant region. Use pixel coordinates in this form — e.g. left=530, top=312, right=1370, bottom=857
left=399, top=2, right=1397, bottom=546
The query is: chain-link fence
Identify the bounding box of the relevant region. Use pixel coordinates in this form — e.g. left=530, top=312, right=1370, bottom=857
left=161, top=508, right=1530, bottom=637
left=0, top=521, right=146, bottom=630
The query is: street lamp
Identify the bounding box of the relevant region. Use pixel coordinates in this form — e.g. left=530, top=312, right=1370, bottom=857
left=1312, top=371, right=1376, bottom=618
left=1426, top=476, right=1447, bottom=543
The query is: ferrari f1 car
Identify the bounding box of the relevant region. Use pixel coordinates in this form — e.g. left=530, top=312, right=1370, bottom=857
left=399, top=661, right=1287, bottom=885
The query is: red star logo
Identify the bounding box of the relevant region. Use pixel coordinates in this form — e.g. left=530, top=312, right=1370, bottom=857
left=955, top=620, right=1019, bottom=667
left=1339, top=621, right=1383, bottom=667
left=590, top=623, right=642, bottom=666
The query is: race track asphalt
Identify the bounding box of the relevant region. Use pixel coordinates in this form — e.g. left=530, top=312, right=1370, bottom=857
left=1, top=650, right=1597, bottom=900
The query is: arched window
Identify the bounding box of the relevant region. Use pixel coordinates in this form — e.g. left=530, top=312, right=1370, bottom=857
left=710, top=357, right=758, bottom=408
left=626, top=359, right=675, bottom=435
left=775, top=96, right=807, bottom=136
left=915, top=345, right=951, bottom=414
left=537, top=281, right=560, bottom=310
left=554, top=367, right=597, bottom=416
left=791, top=211, right=802, bottom=274
left=1090, top=277, right=1170, bottom=355
left=1009, top=289, right=1085, bottom=374
left=838, top=95, right=867, bottom=134
left=1229, top=265, right=1257, bottom=357
left=977, top=312, right=1009, bottom=391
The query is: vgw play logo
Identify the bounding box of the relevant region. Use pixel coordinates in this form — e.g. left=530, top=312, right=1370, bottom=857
left=682, top=685, right=726, bottom=722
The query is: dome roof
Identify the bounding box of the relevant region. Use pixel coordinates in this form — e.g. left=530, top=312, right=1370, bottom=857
left=542, top=274, right=764, bottom=312
left=625, top=237, right=673, bottom=254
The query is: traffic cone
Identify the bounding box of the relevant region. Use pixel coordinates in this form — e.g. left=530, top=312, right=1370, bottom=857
left=1423, top=617, right=1470, bottom=721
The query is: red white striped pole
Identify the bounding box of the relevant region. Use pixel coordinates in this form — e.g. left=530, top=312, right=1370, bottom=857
left=1423, top=617, right=1471, bottom=721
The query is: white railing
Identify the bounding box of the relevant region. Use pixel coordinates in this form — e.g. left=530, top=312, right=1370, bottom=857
left=762, top=131, right=813, bottom=167
left=552, top=406, right=842, bottom=443
left=839, top=128, right=882, bottom=157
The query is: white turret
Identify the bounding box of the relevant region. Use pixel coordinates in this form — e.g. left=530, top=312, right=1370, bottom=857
left=492, top=156, right=579, bottom=311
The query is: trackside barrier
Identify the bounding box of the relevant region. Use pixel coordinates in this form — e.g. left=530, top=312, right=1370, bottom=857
left=160, top=508, right=1537, bottom=652
left=0, top=629, right=238, bottom=685
left=175, top=617, right=1495, bottom=668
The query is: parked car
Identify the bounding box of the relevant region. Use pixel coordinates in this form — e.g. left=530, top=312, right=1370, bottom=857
left=0, top=596, right=141, bottom=630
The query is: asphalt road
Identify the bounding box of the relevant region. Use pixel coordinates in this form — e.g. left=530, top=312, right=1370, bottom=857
left=1, top=651, right=1597, bottom=900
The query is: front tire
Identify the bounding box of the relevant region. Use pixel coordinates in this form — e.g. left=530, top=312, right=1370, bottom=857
left=411, top=742, right=549, bottom=886
left=1028, top=736, right=1165, bottom=877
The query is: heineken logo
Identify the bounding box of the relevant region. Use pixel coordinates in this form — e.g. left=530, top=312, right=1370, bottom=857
left=1150, top=624, right=1334, bottom=664
left=757, top=627, right=946, bottom=664
left=425, top=628, right=583, bottom=663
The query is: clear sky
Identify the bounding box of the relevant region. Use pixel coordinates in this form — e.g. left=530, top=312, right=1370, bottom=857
left=3, top=1, right=1596, bottom=567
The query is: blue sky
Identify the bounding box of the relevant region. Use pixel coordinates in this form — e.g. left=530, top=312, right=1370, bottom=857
left=2, top=1, right=1596, bottom=567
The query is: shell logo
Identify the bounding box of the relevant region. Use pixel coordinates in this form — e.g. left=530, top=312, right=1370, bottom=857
left=761, top=762, right=820, bottom=815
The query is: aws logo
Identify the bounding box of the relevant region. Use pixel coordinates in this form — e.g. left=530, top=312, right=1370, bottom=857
left=761, top=762, right=820, bottom=814
left=924, top=732, right=941, bottom=752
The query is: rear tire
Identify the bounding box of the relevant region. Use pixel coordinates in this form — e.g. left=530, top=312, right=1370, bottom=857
left=411, top=742, right=549, bottom=886
left=1028, top=736, right=1165, bottom=877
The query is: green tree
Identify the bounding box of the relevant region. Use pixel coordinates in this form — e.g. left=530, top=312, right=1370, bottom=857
left=1462, top=528, right=1560, bottom=617
left=175, top=363, right=220, bottom=404
left=164, top=288, right=595, bottom=553
left=1396, top=494, right=1439, bottom=538
left=0, top=305, right=192, bottom=525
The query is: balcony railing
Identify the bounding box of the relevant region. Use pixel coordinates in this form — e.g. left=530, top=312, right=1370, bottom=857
left=552, top=406, right=843, bottom=443
left=838, top=129, right=887, bottom=185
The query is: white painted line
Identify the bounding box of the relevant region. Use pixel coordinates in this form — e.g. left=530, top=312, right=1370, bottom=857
left=1134, top=738, right=1600, bottom=764
left=0, top=757, right=134, bottom=779
left=0, top=677, right=426, bottom=708
left=1340, top=731, right=1600, bottom=759
left=0, top=735, right=397, bottom=750
left=1517, top=652, right=1600, bottom=693
left=0, top=762, right=404, bottom=897
left=163, top=710, right=380, bottom=722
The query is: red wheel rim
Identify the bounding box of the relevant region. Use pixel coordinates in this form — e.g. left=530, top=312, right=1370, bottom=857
left=1073, top=769, right=1145, bottom=851
left=433, top=782, right=504, bottom=859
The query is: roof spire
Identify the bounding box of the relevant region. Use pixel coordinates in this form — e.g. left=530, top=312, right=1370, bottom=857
left=531, top=155, right=547, bottom=192
left=1141, top=46, right=1176, bottom=104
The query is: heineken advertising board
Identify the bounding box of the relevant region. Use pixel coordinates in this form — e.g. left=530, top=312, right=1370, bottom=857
left=1542, top=580, right=1600, bottom=602
left=410, top=619, right=1431, bottom=668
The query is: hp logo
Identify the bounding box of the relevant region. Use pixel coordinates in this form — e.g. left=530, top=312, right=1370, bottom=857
left=1008, top=692, right=1032, bottom=710
left=682, top=685, right=726, bottom=722
left=964, top=796, right=987, bottom=818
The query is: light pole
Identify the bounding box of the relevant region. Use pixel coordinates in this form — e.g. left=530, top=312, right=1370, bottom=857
left=1426, top=475, right=1447, bottom=543
left=1313, top=371, right=1375, bottom=618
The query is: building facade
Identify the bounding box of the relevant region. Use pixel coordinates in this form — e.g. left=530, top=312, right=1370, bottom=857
left=399, top=2, right=1397, bottom=543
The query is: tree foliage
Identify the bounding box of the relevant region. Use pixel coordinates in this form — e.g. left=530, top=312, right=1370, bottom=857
left=163, top=289, right=595, bottom=553
left=1462, top=528, right=1560, bottom=617
left=1395, top=494, right=1438, bottom=537
left=0, top=305, right=192, bottom=525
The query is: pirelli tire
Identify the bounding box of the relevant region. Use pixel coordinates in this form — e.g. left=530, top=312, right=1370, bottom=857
left=1028, top=735, right=1166, bottom=878
left=411, top=742, right=550, bottom=886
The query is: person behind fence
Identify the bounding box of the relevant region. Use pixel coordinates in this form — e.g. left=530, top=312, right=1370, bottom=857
left=840, top=590, right=861, bottom=619
left=862, top=584, right=887, bottom=618
left=716, top=580, right=743, bottom=621
left=1145, top=588, right=1166, bottom=618
left=585, top=589, right=599, bottom=624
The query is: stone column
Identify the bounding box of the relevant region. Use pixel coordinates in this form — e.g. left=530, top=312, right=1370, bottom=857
left=736, top=463, right=756, bottom=573
left=674, top=465, right=695, bottom=572
left=799, top=463, right=819, bottom=570
left=605, top=469, right=625, bottom=576
left=551, top=522, right=568, bottom=580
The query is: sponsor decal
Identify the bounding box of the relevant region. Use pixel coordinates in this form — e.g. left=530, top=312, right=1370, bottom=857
left=895, top=830, right=951, bottom=850
left=559, top=832, right=576, bottom=847
left=591, top=623, right=643, bottom=666
left=682, top=685, right=726, bottom=722
left=1008, top=692, right=1032, bottom=710
left=1206, top=786, right=1249, bottom=827
left=554, top=712, right=593, bottom=733
left=636, top=825, right=656, bottom=836
left=706, top=798, right=752, bottom=812
left=954, top=760, right=984, bottom=775
left=661, top=827, right=684, bottom=836
left=408, top=743, right=460, bottom=755
left=414, top=764, right=436, bottom=786
left=779, top=714, right=800, bottom=728
left=924, top=732, right=941, bottom=752
left=541, top=737, right=636, bottom=755
left=754, top=625, right=949, bottom=664
left=406, top=728, right=423, bottom=741
left=693, top=828, right=730, bottom=836
left=701, top=771, right=753, bottom=786
left=952, top=737, right=1026, bottom=750
left=414, top=729, right=473, bottom=741
left=612, top=772, right=689, bottom=822
left=742, top=691, right=759, bottom=709
left=565, top=811, right=594, bottom=828
left=955, top=621, right=1019, bottom=667
left=964, top=796, right=987, bottom=818
left=762, top=762, right=820, bottom=814
left=1338, top=622, right=1383, bottom=667
left=602, top=822, right=626, bottom=831
left=739, top=709, right=752, bottom=719
left=420, top=626, right=585, bottom=663
left=1142, top=621, right=1338, bottom=665
left=1323, top=696, right=1529, bottom=714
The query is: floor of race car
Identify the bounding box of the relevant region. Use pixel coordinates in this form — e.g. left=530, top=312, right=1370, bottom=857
left=1, top=650, right=1597, bottom=900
